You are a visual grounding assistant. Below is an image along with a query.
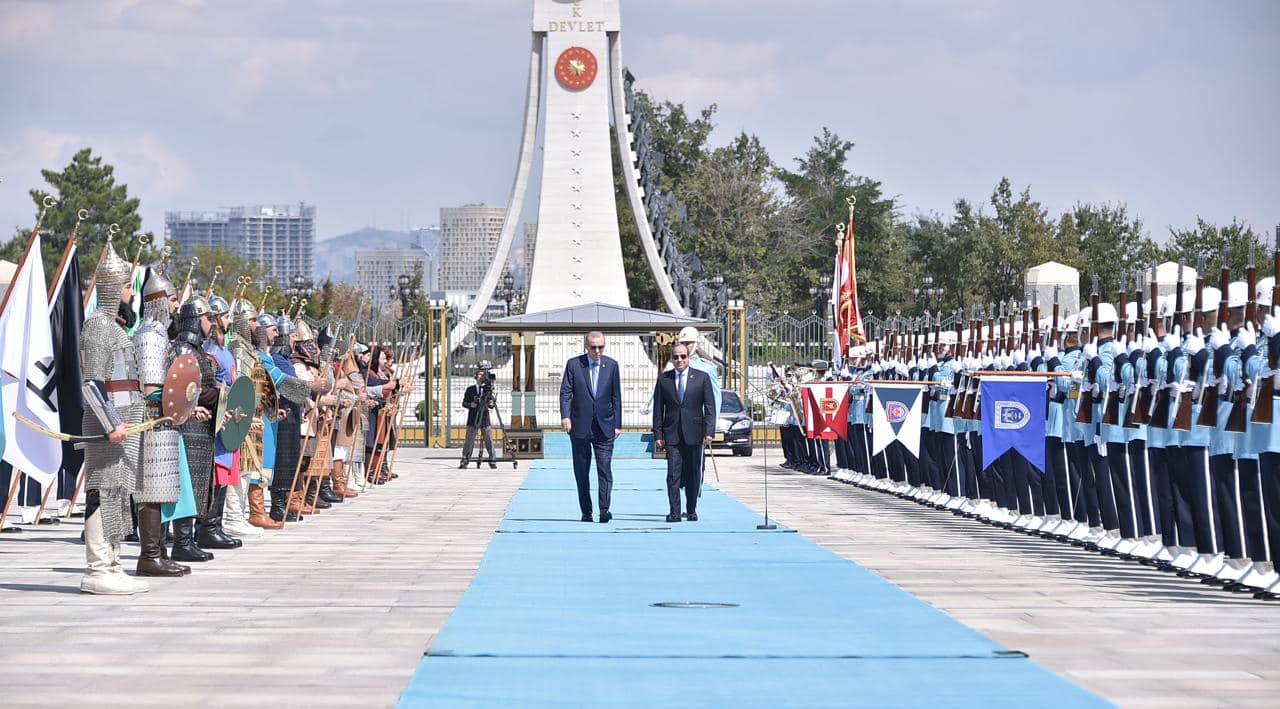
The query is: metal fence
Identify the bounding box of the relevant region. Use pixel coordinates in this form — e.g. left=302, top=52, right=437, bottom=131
left=320, top=308, right=958, bottom=448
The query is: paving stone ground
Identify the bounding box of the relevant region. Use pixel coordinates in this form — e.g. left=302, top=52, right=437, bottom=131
left=3, top=447, right=1278, bottom=708
left=0, top=449, right=522, bottom=709
left=710, top=452, right=1280, bottom=709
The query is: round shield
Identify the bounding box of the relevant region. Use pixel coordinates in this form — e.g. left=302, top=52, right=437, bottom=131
left=162, top=354, right=202, bottom=425
left=219, top=375, right=258, bottom=450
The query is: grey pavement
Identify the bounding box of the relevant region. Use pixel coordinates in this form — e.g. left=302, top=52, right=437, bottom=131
left=710, top=452, right=1280, bottom=709
left=0, top=448, right=522, bottom=709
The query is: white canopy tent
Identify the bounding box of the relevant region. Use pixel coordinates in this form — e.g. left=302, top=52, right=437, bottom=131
left=1024, top=261, right=1080, bottom=315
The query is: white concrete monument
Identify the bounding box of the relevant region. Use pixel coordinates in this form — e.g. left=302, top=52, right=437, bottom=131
left=452, top=0, right=690, bottom=426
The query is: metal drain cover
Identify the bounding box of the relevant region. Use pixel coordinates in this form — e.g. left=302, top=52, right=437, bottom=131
left=651, top=601, right=740, bottom=609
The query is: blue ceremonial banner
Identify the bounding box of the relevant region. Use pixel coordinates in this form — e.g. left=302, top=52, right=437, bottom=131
left=980, top=377, right=1047, bottom=473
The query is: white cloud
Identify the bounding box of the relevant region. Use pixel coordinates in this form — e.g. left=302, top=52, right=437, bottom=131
left=636, top=34, right=783, bottom=108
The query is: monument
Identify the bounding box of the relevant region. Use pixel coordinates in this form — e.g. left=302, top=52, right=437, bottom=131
left=452, top=0, right=699, bottom=429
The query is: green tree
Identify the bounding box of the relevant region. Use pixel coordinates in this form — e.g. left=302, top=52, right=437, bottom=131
left=637, top=93, right=717, bottom=194
left=973, top=178, right=1056, bottom=305
left=1064, top=202, right=1156, bottom=298
left=1163, top=218, right=1273, bottom=281
left=1, top=148, right=158, bottom=279
left=612, top=128, right=661, bottom=311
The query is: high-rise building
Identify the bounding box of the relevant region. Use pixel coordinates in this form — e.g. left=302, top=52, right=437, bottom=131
left=355, top=248, right=433, bottom=308
left=438, top=204, right=504, bottom=291
left=165, top=203, right=315, bottom=284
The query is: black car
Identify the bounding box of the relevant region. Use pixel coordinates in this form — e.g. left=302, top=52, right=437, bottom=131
left=712, top=390, right=753, bottom=456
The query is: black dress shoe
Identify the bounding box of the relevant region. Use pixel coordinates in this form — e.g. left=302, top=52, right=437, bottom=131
left=581, top=513, right=593, bottom=522
left=489, top=462, right=498, bottom=469
left=459, top=459, right=469, bottom=468
left=665, top=513, right=681, bottom=523
left=599, top=510, right=612, bottom=523
left=686, top=511, right=698, bottom=522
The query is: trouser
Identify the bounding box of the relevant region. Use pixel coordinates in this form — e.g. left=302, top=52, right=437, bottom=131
left=850, top=424, right=868, bottom=475
left=779, top=425, right=799, bottom=464
left=815, top=440, right=831, bottom=474
left=1089, top=443, right=1119, bottom=531
left=666, top=442, right=703, bottom=514
left=1106, top=442, right=1138, bottom=539
left=1170, top=446, right=1216, bottom=554
left=1046, top=438, right=1072, bottom=520
left=1146, top=445, right=1172, bottom=542
left=1128, top=440, right=1156, bottom=537
left=462, top=425, right=495, bottom=462
left=986, top=454, right=1010, bottom=509
left=571, top=431, right=614, bottom=515
left=886, top=442, right=906, bottom=483
left=934, top=432, right=959, bottom=497
left=834, top=433, right=852, bottom=470
left=1237, top=458, right=1267, bottom=561
left=1209, top=453, right=1245, bottom=559
left=907, top=431, right=926, bottom=487
left=1066, top=441, right=1100, bottom=527
left=960, top=432, right=980, bottom=501
left=917, top=429, right=935, bottom=489
left=871, top=441, right=888, bottom=480
left=1260, top=453, right=1280, bottom=563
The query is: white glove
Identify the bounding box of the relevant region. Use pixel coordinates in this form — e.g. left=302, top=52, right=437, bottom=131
left=1144, top=333, right=1158, bottom=351
left=1184, top=333, right=1205, bottom=355
left=1162, top=332, right=1180, bottom=350
left=1236, top=323, right=1257, bottom=349
left=1208, top=325, right=1230, bottom=351
left=1127, top=338, right=1142, bottom=355
left=1030, top=345, right=1042, bottom=361
left=1012, top=349, right=1026, bottom=366
left=1109, top=338, right=1126, bottom=357
left=1083, top=342, right=1098, bottom=359
left=1000, top=354, right=1013, bottom=369
left=1045, top=344, right=1059, bottom=359
left=1070, top=370, right=1085, bottom=382
left=1264, top=313, right=1280, bottom=338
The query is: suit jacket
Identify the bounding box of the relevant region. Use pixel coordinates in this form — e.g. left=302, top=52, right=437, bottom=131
left=462, top=384, right=492, bottom=428
left=559, top=354, right=622, bottom=438
left=652, top=367, right=716, bottom=446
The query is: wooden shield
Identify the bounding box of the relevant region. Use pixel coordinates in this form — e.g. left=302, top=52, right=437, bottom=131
left=219, top=375, right=258, bottom=450
left=162, top=354, right=202, bottom=425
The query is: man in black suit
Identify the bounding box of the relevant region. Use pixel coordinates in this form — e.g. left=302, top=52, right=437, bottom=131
left=460, top=369, right=496, bottom=468
left=559, top=331, right=623, bottom=523
left=652, top=343, right=715, bottom=523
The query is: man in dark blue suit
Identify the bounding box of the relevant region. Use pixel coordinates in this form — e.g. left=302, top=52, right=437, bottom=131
left=652, top=343, right=716, bottom=523
left=560, top=331, right=623, bottom=522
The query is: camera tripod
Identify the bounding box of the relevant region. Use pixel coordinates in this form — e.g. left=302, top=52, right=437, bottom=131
left=460, top=384, right=520, bottom=469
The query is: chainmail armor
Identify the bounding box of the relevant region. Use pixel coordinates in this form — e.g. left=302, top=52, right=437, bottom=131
left=80, top=312, right=143, bottom=543
left=175, top=337, right=216, bottom=515
left=132, top=310, right=181, bottom=504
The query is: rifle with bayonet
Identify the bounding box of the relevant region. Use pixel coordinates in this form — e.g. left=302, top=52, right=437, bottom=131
left=1197, top=252, right=1232, bottom=428
left=1172, top=259, right=1202, bottom=431
left=1125, top=268, right=1145, bottom=428
left=1151, top=262, right=1186, bottom=428
left=1075, top=276, right=1101, bottom=424
left=1102, top=272, right=1128, bottom=426
left=1226, top=245, right=1258, bottom=433
left=1137, top=262, right=1161, bottom=425
left=944, top=309, right=965, bottom=418
left=1252, top=225, right=1280, bottom=425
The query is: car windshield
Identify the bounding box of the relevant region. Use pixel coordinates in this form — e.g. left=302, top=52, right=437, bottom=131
left=720, top=391, right=744, bottom=413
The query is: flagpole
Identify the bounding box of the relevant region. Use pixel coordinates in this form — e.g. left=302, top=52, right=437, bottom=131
left=0, top=197, right=55, bottom=317
left=63, top=463, right=86, bottom=518
left=0, top=472, right=20, bottom=533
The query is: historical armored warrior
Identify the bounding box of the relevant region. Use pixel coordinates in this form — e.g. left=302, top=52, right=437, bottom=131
left=79, top=243, right=150, bottom=595
left=132, top=268, right=192, bottom=575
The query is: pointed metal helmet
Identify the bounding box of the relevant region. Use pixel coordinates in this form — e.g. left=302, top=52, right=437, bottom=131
left=207, top=294, right=230, bottom=316
left=231, top=298, right=257, bottom=324
left=142, top=268, right=176, bottom=304
left=276, top=312, right=296, bottom=336
left=294, top=319, right=315, bottom=342
left=94, top=241, right=133, bottom=315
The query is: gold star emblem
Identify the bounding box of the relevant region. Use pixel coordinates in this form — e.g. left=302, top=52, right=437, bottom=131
left=568, top=58, right=586, bottom=75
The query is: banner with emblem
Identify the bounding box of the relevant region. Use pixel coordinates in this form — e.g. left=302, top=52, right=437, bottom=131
left=871, top=384, right=925, bottom=457
left=800, top=383, right=851, bottom=440
left=980, top=376, right=1047, bottom=473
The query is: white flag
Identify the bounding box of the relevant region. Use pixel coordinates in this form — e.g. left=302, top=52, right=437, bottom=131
left=870, top=383, right=926, bottom=458
left=0, top=233, right=63, bottom=486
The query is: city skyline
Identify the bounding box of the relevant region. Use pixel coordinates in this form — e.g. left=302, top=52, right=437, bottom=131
left=1, top=1, right=1277, bottom=246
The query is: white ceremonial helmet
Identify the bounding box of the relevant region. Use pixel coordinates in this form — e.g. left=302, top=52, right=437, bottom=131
left=1094, top=302, right=1119, bottom=325
left=677, top=326, right=700, bottom=343
left=1227, top=281, right=1249, bottom=309
left=1199, top=286, right=1221, bottom=313
left=1257, top=277, right=1274, bottom=307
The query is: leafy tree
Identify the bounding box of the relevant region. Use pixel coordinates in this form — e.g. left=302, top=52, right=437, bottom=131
left=1163, top=218, right=1273, bottom=281
left=612, top=129, right=661, bottom=311
left=1063, top=202, right=1156, bottom=298
left=637, top=93, right=717, bottom=194
left=1, top=148, right=158, bottom=279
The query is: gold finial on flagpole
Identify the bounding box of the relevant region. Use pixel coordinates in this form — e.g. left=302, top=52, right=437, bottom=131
left=207, top=264, right=223, bottom=297
left=259, top=284, right=272, bottom=313
left=71, top=208, right=88, bottom=240
left=35, top=195, right=57, bottom=232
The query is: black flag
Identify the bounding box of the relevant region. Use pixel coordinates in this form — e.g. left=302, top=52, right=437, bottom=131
left=48, top=245, right=84, bottom=499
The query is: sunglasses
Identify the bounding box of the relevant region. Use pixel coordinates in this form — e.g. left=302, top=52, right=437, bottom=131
left=587, top=345, right=606, bottom=351
left=672, top=354, right=689, bottom=360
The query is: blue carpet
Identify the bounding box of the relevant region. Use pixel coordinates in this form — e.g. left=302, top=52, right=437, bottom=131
left=400, top=460, right=1107, bottom=707
left=542, top=432, right=654, bottom=459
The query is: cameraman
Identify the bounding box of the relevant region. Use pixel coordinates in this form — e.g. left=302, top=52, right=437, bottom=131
left=460, top=367, right=497, bottom=469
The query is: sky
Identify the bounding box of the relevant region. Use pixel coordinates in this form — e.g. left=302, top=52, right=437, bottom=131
left=1, top=0, right=1277, bottom=246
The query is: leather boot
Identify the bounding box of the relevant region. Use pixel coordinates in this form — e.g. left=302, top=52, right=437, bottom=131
left=137, top=505, right=186, bottom=576
left=197, top=486, right=243, bottom=549
left=171, top=517, right=215, bottom=562
left=81, top=495, right=150, bottom=595
left=287, top=489, right=315, bottom=516
left=310, top=479, right=332, bottom=509
left=269, top=491, right=298, bottom=523
left=158, top=524, right=191, bottom=575
left=333, top=462, right=358, bottom=498
left=318, top=475, right=343, bottom=504
left=250, top=484, right=285, bottom=528
left=224, top=473, right=263, bottom=537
